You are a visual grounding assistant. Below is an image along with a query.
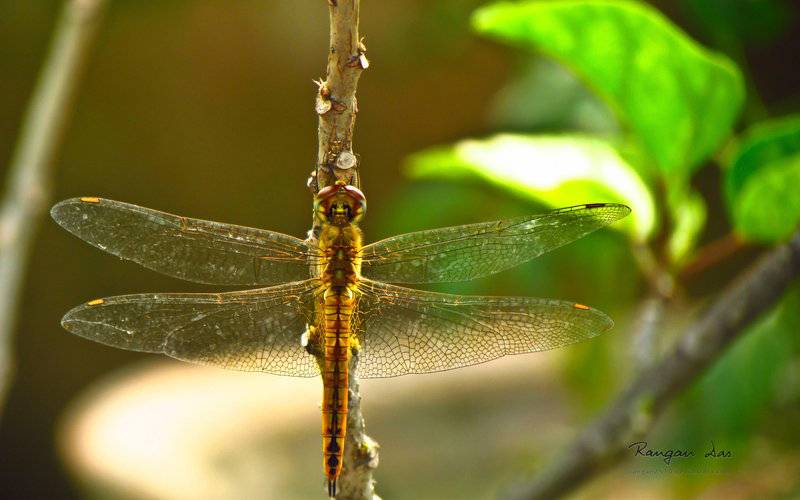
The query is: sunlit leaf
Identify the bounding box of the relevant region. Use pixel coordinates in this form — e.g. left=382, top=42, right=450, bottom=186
left=725, top=115, right=800, bottom=242
left=734, top=157, right=800, bottom=242
left=406, top=134, right=656, bottom=241
left=473, top=0, right=745, bottom=182
left=667, top=188, right=707, bottom=265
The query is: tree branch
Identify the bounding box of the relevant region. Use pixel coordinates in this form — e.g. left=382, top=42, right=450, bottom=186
left=629, top=293, right=667, bottom=370
left=310, top=1, right=377, bottom=498
left=629, top=241, right=675, bottom=300
left=0, top=0, right=107, bottom=417
left=680, top=232, right=747, bottom=281
left=314, top=0, right=367, bottom=190
left=338, top=354, right=380, bottom=499
left=508, top=229, right=800, bottom=499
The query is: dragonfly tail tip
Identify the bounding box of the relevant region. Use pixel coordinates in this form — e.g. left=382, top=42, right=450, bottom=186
left=327, top=478, right=337, bottom=497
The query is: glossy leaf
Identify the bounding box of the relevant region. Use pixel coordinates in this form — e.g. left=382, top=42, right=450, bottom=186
left=734, top=156, right=800, bottom=242
left=406, top=134, right=656, bottom=241
left=725, top=115, right=800, bottom=242
left=473, top=0, right=745, bottom=181
left=667, top=188, right=707, bottom=265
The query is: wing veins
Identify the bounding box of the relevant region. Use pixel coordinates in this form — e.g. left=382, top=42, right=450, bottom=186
left=362, top=205, right=623, bottom=261
left=360, top=204, right=629, bottom=283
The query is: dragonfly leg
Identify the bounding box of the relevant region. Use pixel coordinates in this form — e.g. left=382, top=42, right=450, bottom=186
left=304, top=324, right=324, bottom=358
left=349, top=334, right=361, bottom=356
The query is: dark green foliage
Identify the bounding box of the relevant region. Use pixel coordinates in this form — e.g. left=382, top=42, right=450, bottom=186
left=725, top=115, right=800, bottom=242
left=670, top=286, right=800, bottom=452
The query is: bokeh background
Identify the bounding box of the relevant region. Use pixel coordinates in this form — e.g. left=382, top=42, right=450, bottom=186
left=1, top=0, right=799, bottom=498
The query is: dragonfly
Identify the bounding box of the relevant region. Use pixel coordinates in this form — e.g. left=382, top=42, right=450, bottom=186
left=51, top=182, right=629, bottom=497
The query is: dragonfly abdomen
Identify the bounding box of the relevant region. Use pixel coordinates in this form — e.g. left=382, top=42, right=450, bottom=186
left=321, top=285, right=353, bottom=494
left=312, top=188, right=364, bottom=494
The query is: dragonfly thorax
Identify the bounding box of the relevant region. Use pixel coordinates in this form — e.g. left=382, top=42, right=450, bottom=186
left=319, top=227, right=362, bottom=288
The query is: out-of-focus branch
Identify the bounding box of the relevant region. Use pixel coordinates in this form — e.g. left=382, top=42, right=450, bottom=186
left=680, top=232, right=747, bottom=280
left=629, top=294, right=666, bottom=370
left=508, top=229, right=800, bottom=500
left=627, top=242, right=673, bottom=370
left=630, top=242, right=675, bottom=299
left=314, top=0, right=367, bottom=190
left=0, top=0, right=107, bottom=417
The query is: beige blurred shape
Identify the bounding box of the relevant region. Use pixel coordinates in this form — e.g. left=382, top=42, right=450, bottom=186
left=59, top=355, right=563, bottom=499
left=60, top=363, right=321, bottom=499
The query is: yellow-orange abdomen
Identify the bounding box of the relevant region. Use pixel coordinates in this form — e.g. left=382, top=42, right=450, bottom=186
left=321, top=287, right=353, bottom=495
left=313, top=183, right=364, bottom=496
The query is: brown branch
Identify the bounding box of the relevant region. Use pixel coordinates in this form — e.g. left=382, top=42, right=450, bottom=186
left=680, top=232, right=747, bottom=280
left=310, top=1, right=377, bottom=498
left=507, top=229, right=800, bottom=500
left=0, top=0, right=107, bottom=417
left=338, top=354, right=380, bottom=499
left=314, top=0, right=367, bottom=191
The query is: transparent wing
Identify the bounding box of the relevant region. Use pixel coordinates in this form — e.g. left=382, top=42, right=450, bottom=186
left=352, top=279, right=612, bottom=378
left=360, top=203, right=630, bottom=284
left=61, top=280, right=321, bottom=377
left=51, top=198, right=319, bottom=285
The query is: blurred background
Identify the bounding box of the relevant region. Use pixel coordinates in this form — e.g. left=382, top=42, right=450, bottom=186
left=1, top=0, right=799, bottom=498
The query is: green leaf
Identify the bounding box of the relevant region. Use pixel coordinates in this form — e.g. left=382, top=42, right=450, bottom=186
left=725, top=115, right=800, bottom=203
left=725, top=115, right=800, bottom=242
left=406, top=134, right=656, bottom=241
left=671, top=285, right=800, bottom=448
left=667, top=188, right=707, bottom=265
left=684, top=0, right=792, bottom=47
left=734, top=156, right=800, bottom=242
left=473, top=0, right=745, bottom=182
left=489, top=58, right=619, bottom=135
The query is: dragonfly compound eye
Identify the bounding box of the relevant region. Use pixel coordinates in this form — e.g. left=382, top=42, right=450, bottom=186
left=343, top=185, right=367, bottom=218
left=314, top=183, right=367, bottom=222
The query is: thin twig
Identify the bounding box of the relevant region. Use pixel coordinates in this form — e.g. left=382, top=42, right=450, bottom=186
left=629, top=294, right=667, bottom=370
left=311, top=1, right=378, bottom=498
left=627, top=242, right=674, bottom=370
left=680, top=231, right=747, bottom=280
left=629, top=241, right=675, bottom=299
left=507, top=229, right=800, bottom=499
left=314, top=0, right=367, bottom=190
left=0, top=0, right=107, bottom=417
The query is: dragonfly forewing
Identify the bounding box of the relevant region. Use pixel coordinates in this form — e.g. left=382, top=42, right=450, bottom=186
left=51, top=198, right=320, bottom=286
left=61, top=280, right=322, bottom=377
left=360, top=203, right=630, bottom=284
left=351, top=279, right=613, bottom=378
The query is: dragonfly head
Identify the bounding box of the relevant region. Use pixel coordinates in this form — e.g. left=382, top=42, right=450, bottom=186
left=314, top=180, right=367, bottom=226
